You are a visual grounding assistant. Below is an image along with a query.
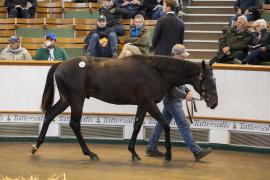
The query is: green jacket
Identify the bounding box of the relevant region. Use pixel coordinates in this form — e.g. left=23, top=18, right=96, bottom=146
left=215, top=27, right=256, bottom=60
left=219, top=27, right=256, bottom=52
left=125, top=27, right=151, bottom=55
left=34, top=47, right=68, bottom=61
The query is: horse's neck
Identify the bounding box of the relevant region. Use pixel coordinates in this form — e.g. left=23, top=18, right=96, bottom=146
left=166, top=63, right=201, bottom=88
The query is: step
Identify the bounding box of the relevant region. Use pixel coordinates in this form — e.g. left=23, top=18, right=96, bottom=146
left=186, top=59, right=211, bottom=63
left=184, top=6, right=234, bottom=14
left=185, top=22, right=229, bottom=31
left=185, top=30, right=223, bottom=40
left=183, top=14, right=234, bottom=22
left=191, top=0, right=235, bottom=6
left=187, top=49, right=217, bottom=59
left=184, top=40, right=218, bottom=49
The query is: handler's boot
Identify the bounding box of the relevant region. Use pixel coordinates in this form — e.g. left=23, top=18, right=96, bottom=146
left=146, top=147, right=165, bottom=157
left=194, top=147, right=212, bottom=162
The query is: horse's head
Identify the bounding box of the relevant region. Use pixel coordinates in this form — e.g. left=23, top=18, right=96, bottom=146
left=194, top=61, right=218, bottom=109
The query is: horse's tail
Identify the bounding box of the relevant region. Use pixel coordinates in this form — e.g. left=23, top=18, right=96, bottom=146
left=41, top=62, right=61, bottom=112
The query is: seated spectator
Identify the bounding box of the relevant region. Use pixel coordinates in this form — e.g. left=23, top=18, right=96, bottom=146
left=0, top=36, right=32, bottom=60
left=34, top=33, right=68, bottom=61
left=209, top=16, right=256, bottom=65
left=231, top=0, right=261, bottom=25
left=85, top=15, right=118, bottom=58
left=119, top=14, right=150, bottom=58
left=244, top=19, right=270, bottom=64
left=5, top=0, right=37, bottom=18
left=115, top=0, right=145, bottom=19
left=99, top=0, right=125, bottom=36
left=143, top=0, right=164, bottom=20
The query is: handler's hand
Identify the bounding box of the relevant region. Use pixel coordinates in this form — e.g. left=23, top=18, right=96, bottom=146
left=186, top=92, right=193, bottom=101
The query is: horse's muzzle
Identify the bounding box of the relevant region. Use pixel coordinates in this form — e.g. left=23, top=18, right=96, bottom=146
left=209, top=102, right=218, bottom=109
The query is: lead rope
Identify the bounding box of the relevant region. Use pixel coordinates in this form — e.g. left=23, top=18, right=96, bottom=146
left=186, top=97, right=201, bottom=124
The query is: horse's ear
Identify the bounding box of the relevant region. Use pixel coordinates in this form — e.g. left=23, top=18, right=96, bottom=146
left=201, top=60, right=206, bottom=72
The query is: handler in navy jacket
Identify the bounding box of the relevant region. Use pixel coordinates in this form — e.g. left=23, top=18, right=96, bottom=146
left=152, top=0, right=184, bottom=55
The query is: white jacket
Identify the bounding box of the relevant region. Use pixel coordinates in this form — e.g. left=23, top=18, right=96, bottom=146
left=0, top=45, right=32, bottom=60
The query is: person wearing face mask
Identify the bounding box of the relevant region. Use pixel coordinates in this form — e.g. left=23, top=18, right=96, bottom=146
left=85, top=15, right=118, bottom=58
left=34, top=33, right=68, bottom=61
left=0, top=36, right=32, bottom=60
left=118, top=14, right=150, bottom=58
left=99, top=0, right=125, bottom=36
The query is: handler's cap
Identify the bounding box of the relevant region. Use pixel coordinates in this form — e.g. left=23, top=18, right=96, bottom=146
left=97, top=14, right=106, bottom=21
left=46, top=32, right=57, bottom=40
left=8, top=35, right=20, bottom=43
left=172, top=44, right=190, bottom=57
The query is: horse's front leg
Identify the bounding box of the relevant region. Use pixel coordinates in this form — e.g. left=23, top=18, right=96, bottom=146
left=146, top=103, right=171, bottom=161
left=69, top=97, right=99, bottom=161
left=128, top=105, right=146, bottom=161
left=32, top=99, right=69, bottom=154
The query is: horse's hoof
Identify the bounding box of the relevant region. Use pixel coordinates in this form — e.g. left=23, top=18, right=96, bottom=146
left=91, top=155, right=100, bottom=161
left=132, top=155, right=141, bottom=161
left=165, top=153, right=172, bottom=161
left=31, top=144, right=38, bottom=155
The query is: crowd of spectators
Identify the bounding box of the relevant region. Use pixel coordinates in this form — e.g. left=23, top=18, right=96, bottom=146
left=0, top=0, right=270, bottom=65
left=5, top=0, right=37, bottom=18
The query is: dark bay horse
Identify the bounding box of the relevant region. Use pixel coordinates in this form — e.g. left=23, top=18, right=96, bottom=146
left=31, top=55, right=218, bottom=161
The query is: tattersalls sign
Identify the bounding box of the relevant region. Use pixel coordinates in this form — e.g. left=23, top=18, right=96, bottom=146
left=0, top=113, right=270, bottom=134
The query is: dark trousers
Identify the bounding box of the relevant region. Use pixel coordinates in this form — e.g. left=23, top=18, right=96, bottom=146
left=244, top=48, right=270, bottom=64
left=209, top=50, right=245, bottom=65
left=8, top=7, right=30, bottom=18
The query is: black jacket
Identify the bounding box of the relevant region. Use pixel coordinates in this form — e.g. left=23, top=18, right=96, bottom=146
left=152, top=13, right=184, bottom=55
left=143, top=0, right=163, bottom=18
left=5, top=0, right=37, bottom=9
left=234, top=0, right=261, bottom=18
left=99, top=5, right=123, bottom=27
left=253, top=29, right=270, bottom=51
left=84, top=26, right=115, bottom=48
left=219, top=27, right=256, bottom=52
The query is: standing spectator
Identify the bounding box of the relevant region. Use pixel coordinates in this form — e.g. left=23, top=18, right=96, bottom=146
left=99, top=0, right=125, bottom=36
left=119, top=14, right=150, bottom=58
left=85, top=15, right=118, bottom=58
left=0, top=36, right=32, bottom=60
left=244, top=19, right=270, bottom=64
left=146, top=44, right=212, bottom=162
left=152, top=0, right=184, bottom=55
left=231, top=0, right=261, bottom=25
left=5, top=0, right=37, bottom=18
left=115, top=0, right=145, bottom=19
left=210, top=16, right=256, bottom=65
left=34, top=33, right=68, bottom=61
left=143, top=0, right=164, bottom=20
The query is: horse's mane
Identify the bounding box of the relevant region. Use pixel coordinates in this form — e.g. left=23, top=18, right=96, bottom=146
left=129, top=55, right=200, bottom=73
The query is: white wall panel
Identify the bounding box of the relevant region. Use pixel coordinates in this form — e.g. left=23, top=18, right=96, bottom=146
left=0, top=65, right=269, bottom=121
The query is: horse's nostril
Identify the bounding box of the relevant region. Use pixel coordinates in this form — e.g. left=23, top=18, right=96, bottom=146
left=211, top=102, right=218, bottom=109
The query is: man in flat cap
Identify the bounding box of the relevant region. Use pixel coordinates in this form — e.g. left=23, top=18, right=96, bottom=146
left=146, top=44, right=212, bottom=162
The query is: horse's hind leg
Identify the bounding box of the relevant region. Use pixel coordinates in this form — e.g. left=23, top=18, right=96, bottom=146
left=128, top=105, right=146, bottom=161
left=146, top=103, right=171, bottom=161
left=69, top=96, right=99, bottom=161
left=31, top=98, right=69, bottom=154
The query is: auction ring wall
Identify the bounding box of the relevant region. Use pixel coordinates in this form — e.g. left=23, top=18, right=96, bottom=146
left=0, top=61, right=269, bottom=149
